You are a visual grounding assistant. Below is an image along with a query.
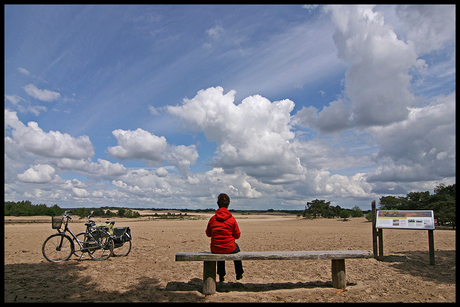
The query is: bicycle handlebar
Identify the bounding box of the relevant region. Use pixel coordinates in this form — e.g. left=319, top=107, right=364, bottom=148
left=63, top=210, right=73, bottom=220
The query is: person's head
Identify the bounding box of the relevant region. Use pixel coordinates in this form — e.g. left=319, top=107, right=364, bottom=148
left=217, top=193, right=230, bottom=208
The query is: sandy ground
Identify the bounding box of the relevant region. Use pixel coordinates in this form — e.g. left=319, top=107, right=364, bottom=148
left=4, top=213, right=456, bottom=302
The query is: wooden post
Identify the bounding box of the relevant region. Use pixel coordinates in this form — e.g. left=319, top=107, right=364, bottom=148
left=428, top=230, right=435, bottom=265
left=203, top=261, right=216, bottom=295
left=371, top=200, right=378, bottom=259
left=378, top=228, right=384, bottom=261
left=331, top=259, right=346, bottom=289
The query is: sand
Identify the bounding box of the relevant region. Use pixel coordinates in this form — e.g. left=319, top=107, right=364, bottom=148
left=4, top=213, right=456, bottom=302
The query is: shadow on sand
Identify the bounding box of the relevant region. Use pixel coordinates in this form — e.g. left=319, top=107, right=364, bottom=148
left=4, top=262, right=204, bottom=302
left=165, top=277, right=356, bottom=293
left=382, top=250, right=456, bottom=285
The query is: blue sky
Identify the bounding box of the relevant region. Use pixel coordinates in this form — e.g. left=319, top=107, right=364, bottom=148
left=4, top=5, right=455, bottom=210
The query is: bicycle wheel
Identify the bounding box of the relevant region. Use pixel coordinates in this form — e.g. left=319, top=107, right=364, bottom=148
left=42, top=234, right=73, bottom=262
left=73, top=232, right=90, bottom=259
left=112, top=239, right=131, bottom=257
left=89, top=230, right=114, bottom=261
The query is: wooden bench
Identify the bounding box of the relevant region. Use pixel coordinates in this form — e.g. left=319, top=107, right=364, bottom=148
left=175, top=250, right=373, bottom=295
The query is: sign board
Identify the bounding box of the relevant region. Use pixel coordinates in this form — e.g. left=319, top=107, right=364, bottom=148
left=376, top=210, right=435, bottom=230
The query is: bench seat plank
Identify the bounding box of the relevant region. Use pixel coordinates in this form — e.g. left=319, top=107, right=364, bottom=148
left=176, top=250, right=372, bottom=261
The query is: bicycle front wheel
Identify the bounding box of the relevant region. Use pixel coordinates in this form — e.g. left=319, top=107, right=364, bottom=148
left=42, top=234, right=73, bottom=262
left=89, top=231, right=114, bottom=261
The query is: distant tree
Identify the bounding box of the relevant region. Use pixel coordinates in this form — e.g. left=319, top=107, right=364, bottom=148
left=125, top=209, right=140, bottom=218
left=350, top=206, right=364, bottom=217
left=117, top=208, right=126, bottom=218
left=379, top=183, right=456, bottom=229
left=305, top=199, right=332, bottom=218
left=4, top=200, right=62, bottom=216
left=340, top=210, right=351, bottom=221
left=75, top=207, right=92, bottom=218
left=379, top=196, right=404, bottom=210
left=92, top=207, right=105, bottom=216
left=365, top=211, right=373, bottom=222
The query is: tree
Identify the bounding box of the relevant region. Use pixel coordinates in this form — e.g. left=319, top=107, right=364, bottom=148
left=340, top=209, right=351, bottom=221
left=75, top=207, right=92, bottom=218
left=379, top=183, right=456, bottom=229
left=125, top=209, right=140, bottom=218
left=350, top=206, right=364, bottom=217
left=117, top=208, right=126, bottom=218
left=365, top=211, right=373, bottom=222
left=379, top=196, right=404, bottom=210
left=305, top=199, right=332, bottom=218
left=92, top=207, right=105, bottom=216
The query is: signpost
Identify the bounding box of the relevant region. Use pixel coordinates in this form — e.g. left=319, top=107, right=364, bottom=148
left=376, top=210, right=435, bottom=230
left=371, top=201, right=435, bottom=265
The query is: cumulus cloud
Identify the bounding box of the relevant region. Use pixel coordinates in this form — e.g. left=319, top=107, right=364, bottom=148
left=168, top=87, right=304, bottom=182
left=166, top=145, right=199, bottom=177
left=395, top=5, right=455, bottom=54
left=107, top=128, right=198, bottom=176
left=56, top=158, right=127, bottom=178
left=295, top=5, right=426, bottom=132
left=5, top=109, right=95, bottom=160
left=17, top=164, right=59, bottom=183
left=23, top=84, right=61, bottom=102
left=367, top=93, right=455, bottom=182
left=108, top=128, right=168, bottom=164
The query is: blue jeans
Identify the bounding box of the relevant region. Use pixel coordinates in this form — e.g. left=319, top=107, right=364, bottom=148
left=214, top=244, right=244, bottom=277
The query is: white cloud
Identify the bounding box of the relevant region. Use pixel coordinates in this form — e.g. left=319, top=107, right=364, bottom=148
left=295, top=5, right=428, bottom=134
left=18, top=67, right=31, bottom=76
left=5, top=110, right=95, bottom=160
left=168, top=87, right=304, bottom=182
left=5, top=95, right=22, bottom=105
left=107, top=128, right=198, bottom=176
left=108, top=128, right=168, bottom=164
left=56, top=158, right=127, bottom=178
left=396, top=5, right=455, bottom=54
left=367, top=93, right=455, bottom=182
left=17, top=164, right=59, bottom=183
left=166, top=144, right=199, bottom=177
left=206, top=24, right=224, bottom=40
left=23, top=84, right=61, bottom=102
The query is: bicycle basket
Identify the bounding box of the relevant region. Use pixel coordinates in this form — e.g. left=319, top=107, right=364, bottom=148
left=51, top=216, right=63, bottom=229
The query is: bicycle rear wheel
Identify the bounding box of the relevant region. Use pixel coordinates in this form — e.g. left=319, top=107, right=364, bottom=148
left=42, top=234, right=73, bottom=262
left=112, top=239, right=131, bottom=257
left=89, top=230, right=114, bottom=261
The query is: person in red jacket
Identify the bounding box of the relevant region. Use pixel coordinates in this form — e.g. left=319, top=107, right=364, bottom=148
left=206, top=193, right=244, bottom=282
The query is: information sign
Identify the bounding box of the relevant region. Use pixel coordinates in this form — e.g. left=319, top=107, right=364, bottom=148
left=376, top=210, right=435, bottom=230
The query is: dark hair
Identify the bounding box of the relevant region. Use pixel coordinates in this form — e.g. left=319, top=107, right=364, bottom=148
left=217, top=193, right=230, bottom=208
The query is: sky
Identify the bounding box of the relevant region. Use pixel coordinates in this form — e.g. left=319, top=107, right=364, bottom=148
left=4, top=5, right=456, bottom=211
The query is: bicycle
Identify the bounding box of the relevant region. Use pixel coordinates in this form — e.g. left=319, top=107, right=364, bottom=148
left=92, top=220, right=132, bottom=257
left=42, top=211, right=114, bottom=262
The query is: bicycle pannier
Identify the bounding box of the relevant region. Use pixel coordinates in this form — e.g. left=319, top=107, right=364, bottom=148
left=113, top=227, right=131, bottom=243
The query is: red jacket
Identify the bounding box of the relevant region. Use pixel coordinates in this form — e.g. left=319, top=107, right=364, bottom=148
left=206, top=207, right=241, bottom=254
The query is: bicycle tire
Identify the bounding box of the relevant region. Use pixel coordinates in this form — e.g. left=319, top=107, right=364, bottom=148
left=42, top=234, right=74, bottom=262
left=89, top=230, right=114, bottom=261
left=112, top=239, right=132, bottom=257
left=73, top=232, right=90, bottom=259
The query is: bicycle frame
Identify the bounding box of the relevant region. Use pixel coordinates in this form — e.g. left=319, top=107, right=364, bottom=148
left=56, top=212, right=110, bottom=256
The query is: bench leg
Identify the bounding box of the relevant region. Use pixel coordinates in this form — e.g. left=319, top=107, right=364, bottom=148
left=203, top=261, right=216, bottom=295
left=331, top=259, right=346, bottom=289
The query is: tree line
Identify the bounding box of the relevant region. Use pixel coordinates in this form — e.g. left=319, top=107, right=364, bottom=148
left=302, top=183, right=455, bottom=228
left=4, top=201, right=140, bottom=218
left=4, top=200, right=62, bottom=217
left=302, top=199, right=365, bottom=220
left=379, top=183, right=455, bottom=228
